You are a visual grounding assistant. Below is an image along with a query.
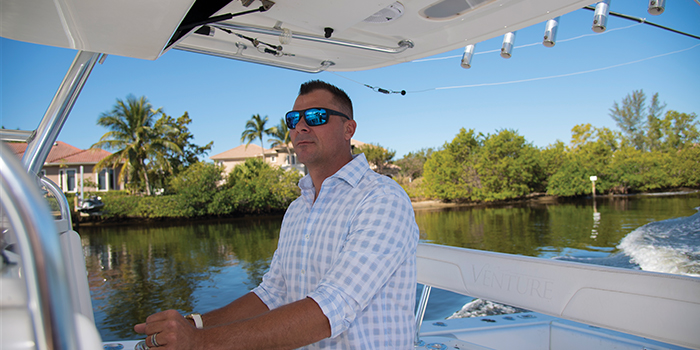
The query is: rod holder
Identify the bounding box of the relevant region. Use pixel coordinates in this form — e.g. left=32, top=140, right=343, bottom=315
left=500, top=32, right=516, bottom=59
left=592, top=0, right=611, bottom=33
left=543, top=17, right=560, bottom=47
left=461, top=44, right=476, bottom=68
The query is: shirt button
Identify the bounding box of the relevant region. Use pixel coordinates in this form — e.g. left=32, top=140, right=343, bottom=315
left=305, top=234, right=310, bottom=240
left=301, top=269, right=306, bottom=275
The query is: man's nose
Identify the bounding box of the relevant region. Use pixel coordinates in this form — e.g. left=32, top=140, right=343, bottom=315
left=294, top=116, right=311, bottom=132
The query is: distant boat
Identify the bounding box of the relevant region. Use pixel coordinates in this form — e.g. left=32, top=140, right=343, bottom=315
left=77, top=195, right=104, bottom=214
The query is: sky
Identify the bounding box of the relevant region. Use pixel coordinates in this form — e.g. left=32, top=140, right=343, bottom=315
left=1, top=0, right=699, bottom=159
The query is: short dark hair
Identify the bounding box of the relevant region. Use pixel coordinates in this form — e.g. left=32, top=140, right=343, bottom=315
left=299, top=80, right=353, bottom=119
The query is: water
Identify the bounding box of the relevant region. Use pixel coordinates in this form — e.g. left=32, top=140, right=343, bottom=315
left=79, top=193, right=700, bottom=341
left=617, top=210, right=700, bottom=276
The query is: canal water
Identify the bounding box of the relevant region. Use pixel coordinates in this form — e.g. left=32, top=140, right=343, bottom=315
left=79, top=193, right=700, bottom=341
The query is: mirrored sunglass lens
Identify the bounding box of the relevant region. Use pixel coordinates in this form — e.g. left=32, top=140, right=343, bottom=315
left=304, top=109, right=327, bottom=126
left=286, top=112, right=300, bottom=128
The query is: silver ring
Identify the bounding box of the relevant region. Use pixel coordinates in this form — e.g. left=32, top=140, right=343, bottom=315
left=151, top=332, right=160, bottom=347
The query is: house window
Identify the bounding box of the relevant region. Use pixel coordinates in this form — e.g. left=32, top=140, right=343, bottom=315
left=270, top=156, right=276, bottom=163
left=98, top=169, right=115, bottom=191
left=287, top=154, right=297, bottom=165
left=64, top=168, right=77, bottom=192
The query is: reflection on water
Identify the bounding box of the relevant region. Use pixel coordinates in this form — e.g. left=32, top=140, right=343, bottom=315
left=417, top=194, right=700, bottom=258
left=80, top=194, right=700, bottom=341
left=82, top=218, right=282, bottom=340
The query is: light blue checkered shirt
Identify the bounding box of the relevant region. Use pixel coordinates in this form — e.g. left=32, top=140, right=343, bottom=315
left=253, top=153, right=418, bottom=349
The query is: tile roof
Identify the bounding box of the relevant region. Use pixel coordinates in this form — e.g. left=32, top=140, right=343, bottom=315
left=4, top=141, right=112, bottom=164
left=4, top=142, right=28, bottom=158
left=210, top=143, right=273, bottom=160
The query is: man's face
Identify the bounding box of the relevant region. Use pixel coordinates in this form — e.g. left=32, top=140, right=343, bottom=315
left=290, top=89, right=355, bottom=169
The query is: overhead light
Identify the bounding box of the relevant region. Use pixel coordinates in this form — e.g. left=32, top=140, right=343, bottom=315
left=460, top=44, right=475, bottom=68
left=592, top=0, right=611, bottom=33
left=543, top=17, right=560, bottom=47
left=648, top=0, right=665, bottom=15
left=364, top=1, right=405, bottom=23
left=500, top=32, right=516, bottom=59
left=420, top=0, right=491, bottom=20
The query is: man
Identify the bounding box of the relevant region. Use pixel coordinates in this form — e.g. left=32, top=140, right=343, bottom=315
left=135, top=80, right=419, bottom=349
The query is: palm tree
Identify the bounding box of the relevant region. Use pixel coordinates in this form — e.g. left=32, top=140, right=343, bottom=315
left=268, top=117, right=292, bottom=161
left=91, top=95, right=181, bottom=195
left=240, top=114, right=275, bottom=158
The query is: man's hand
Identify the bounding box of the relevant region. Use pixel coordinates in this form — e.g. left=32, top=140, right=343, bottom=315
left=132, top=296, right=330, bottom=349
left=134, top=310, right=200, bottom=350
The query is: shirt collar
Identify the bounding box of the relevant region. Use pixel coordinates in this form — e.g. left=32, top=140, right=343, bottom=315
left=299, top=153, right=370, bottom=192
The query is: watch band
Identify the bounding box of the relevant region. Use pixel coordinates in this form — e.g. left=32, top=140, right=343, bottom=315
left=185, top=313, right=203, bottom=329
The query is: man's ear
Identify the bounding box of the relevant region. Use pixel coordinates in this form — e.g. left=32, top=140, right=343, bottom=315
left=344, top=120, right=357, bottom=141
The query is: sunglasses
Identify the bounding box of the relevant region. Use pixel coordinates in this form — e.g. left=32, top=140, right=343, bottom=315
left=285, top=108, right=350, bottom=129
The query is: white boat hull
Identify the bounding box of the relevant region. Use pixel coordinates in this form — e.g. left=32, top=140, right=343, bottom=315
left=416, top=243, right=700, bottom=349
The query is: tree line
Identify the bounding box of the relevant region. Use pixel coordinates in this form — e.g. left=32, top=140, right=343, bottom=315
left=85, top=90, right=698, bottom=219
left=391, top=90, right=699, bottom=202
left=86, top=95, right=301, bottom=219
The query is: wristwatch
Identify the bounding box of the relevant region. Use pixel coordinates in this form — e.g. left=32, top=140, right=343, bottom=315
left=185, top=313, right=203, bottom=329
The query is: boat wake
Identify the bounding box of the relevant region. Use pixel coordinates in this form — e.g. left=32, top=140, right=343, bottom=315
left=447, top=298, right=529, bottom=319
left=451, top=210, right=700, bottom=319
left=555, top=209, right=700, bottom=277
left=617, top=210, right=700, bottom=277
left=553, top=252, right=640, bottom=269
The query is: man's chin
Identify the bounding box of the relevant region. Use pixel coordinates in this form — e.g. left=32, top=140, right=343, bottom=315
left=296, top=154, right=311, bottom=165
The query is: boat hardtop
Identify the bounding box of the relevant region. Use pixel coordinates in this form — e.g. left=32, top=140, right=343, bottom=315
left=1, top=0, right=592, bottom=71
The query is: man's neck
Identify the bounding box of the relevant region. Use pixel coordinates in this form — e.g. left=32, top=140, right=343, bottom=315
left=307, top=154, right=354, bottom=202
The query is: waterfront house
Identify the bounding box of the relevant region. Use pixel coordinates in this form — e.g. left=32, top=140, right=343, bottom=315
left=6, top=141, right=122, bottom=193
left=210, top=139, right=368, bottom=175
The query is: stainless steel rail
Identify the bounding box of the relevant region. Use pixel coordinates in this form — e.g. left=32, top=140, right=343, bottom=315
left=414, top=284, right=432, bottom=346
left=40, top=176, right=73, bottom=234
left=212, top=22, right=414, bottom=54
left=0, top=142, right=79, bottom=350
left=22, top=51, right=101, bottom=175
left=176, top=44, right=335, bottom=73
left=0, top=129, right=34, bottom=142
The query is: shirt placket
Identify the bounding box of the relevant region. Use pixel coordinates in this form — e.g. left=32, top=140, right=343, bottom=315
left=299, top=191, right=322, bottom=296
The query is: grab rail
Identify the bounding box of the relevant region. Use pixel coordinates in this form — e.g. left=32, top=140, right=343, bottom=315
left=40, top=176, right=73, bottom=234
left=176, top=44, right=335, bottom=73
left=211, top=22, right=414, bottom=54
left=0, top=142, right=79, bottom=350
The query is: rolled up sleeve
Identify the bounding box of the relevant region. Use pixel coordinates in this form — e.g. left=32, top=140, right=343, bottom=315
left=252, top=249, right=287, bottom=310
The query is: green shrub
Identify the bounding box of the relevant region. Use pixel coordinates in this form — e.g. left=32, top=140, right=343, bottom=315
left=224, top=158, right=302, bottom=213
left=169, top=162, right=224, bottom=217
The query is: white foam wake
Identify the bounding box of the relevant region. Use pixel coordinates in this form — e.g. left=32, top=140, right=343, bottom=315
left=617, top=211, right=700, bottom=277
left=447, top=298, right=528, bottom=319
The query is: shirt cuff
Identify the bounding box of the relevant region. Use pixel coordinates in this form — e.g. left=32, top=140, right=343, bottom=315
left=308, top=284, right=360, bottom=338
left=252, top=285, right=284, bottom=310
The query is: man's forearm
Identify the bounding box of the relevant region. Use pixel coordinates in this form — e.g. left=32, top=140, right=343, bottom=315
left=200, top=292, right=270, bottom=327
left=201, top=297, right=331, bottom=350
